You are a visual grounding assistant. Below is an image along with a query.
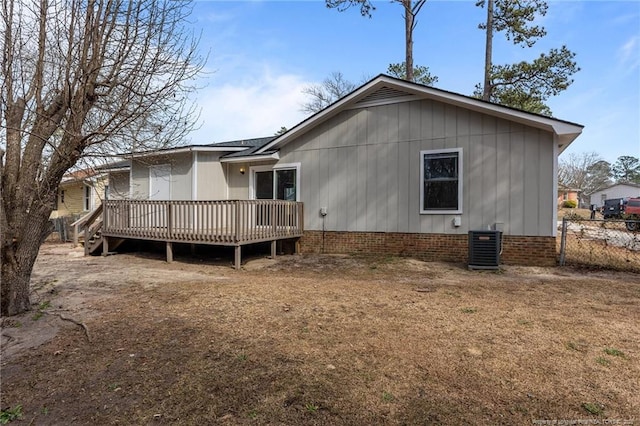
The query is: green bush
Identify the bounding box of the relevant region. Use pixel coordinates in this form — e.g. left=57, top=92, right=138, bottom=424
left=562, top=200, right=578, bottom=208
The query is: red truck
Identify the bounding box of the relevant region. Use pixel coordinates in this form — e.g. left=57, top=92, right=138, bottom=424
left=624, top=197, right=640, bottom=231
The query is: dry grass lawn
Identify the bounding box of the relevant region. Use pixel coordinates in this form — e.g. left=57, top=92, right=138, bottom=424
left=1, top=243, right=639, bottom=425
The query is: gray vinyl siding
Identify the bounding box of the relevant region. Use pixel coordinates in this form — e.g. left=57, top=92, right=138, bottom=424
left=171, top=153, right=192, bottom=200
left=277, top=99, right=556, bottom=236
left=130, top=161, right=149, bottom=199
left=130, top=153, right=192, bottom=200
left=227, top=163, right=250, bottom=199
left=108, top=171, right=130, bottom=200
left=196, top=152, right=227, bottom=200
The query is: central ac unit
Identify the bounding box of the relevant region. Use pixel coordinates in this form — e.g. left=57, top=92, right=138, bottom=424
left=468, top=230, right=501, bottom=270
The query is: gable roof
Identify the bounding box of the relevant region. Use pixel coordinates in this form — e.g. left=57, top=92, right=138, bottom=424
left=255, top=74, right=584, bottom=156
left=62, top=168, right=96, bottom=182
left=593, top=182, right=640, bottom=192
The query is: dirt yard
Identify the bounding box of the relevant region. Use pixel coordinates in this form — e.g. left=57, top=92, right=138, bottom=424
left=1, top=243, right=639, bottom=425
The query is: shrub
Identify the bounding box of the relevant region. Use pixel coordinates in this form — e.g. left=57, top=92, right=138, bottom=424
left=562, top=200, right=578, bottom=208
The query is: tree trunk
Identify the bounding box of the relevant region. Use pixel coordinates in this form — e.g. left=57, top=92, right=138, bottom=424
left=1, top=208, right=53, bottom=316
left=404, top=0, right=414, bottom=82
left=482, top=0, right=494, bottom=101
left=1, top=259, right=33, bottom=316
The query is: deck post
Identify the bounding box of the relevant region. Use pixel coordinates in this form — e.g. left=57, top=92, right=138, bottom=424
left=295, top=237, right=301, bottom=255
left=102, top=236, right=109, bottom=256
left=271, top=240, right=277, bottom=259
left=73, top=223, right=80, bottom=247
left=167, top=202, right=172, bottom=239
left=234, top=245, right=241, bottom=269
left=84, top=224, right=90, bottom=256
left=166, top=241, right=173, bottom=263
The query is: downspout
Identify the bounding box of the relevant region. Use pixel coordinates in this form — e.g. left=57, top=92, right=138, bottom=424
left=552, top=136, right=559, bottom=238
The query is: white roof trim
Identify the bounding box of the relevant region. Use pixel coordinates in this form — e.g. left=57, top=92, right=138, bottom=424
left=256, top=75, right=584, bottom=155
left=98, top=166, right=130, bottom=173
left=220, top=152, right=280, bottom=163
left=123, top=145, right=248, bottom=158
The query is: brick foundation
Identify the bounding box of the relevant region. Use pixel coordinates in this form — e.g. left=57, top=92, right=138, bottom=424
left=300, top=231, right=557, bottom=267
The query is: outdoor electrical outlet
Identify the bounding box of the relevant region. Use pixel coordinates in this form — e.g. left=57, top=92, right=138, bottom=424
left=320, top=207, right=328, bottom=216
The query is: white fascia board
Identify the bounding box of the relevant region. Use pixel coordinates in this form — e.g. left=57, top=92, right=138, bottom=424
left=98, top=166, right=131, bottom=173
left=124, top=146, right=248, bottom=159
left=219, top=152, right=280, bottom=163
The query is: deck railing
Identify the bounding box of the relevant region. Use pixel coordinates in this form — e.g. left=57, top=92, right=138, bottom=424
left=102, top=199, right=304, bottom=245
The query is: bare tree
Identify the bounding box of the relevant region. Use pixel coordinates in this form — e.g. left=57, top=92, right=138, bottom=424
left=300, top=71, right=357, bottom=114
left=558, top=152, right=612, bottom=206
left=1, top=0, right=204, bottom=316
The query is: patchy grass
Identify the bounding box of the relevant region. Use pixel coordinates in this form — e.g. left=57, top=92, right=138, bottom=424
left=1, top=245, right=639, bottom=424
left=581, top=402, right=604, bottom=416
left=0, top=406, right=22, bottom=424
left=603, top=347, right=625, bottom=357
left=557, top=208, right=593, bottom=220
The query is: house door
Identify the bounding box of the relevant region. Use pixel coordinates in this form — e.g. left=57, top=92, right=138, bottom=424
left=252, top=166, right=298, bottom=227
left=254, top=170, right=274, bottom=226
left=255, top=171, right=274, bottom=200
left=149, top=164, right=171, bottom=200
left=149, top=164, right=171, bottom=228
left=252, top=167, right=298, bottom=201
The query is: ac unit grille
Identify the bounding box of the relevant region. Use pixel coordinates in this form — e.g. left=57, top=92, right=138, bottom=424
left=468, top=230, right=501, bottom=270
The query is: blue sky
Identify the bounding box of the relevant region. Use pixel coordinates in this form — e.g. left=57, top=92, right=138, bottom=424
left=186, top=0, right=640, bottom=165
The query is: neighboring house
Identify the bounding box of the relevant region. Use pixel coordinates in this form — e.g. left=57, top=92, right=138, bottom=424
left=95, top=160, right=131, bottom=200
left=50, top=169, right=108, bottom=219
left=102, top=74, right=583, bottom=266
left=557, top=185, right=580, bottom=207
left=589, top=183, right=640, bottom=208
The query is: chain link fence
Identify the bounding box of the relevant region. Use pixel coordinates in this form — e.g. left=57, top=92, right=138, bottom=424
left=558, top=217, right=640, bottom=273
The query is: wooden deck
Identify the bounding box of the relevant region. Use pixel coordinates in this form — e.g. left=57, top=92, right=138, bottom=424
left=97, top=199, right=304, bottom=268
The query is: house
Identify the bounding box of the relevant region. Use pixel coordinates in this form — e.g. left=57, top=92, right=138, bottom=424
left=99, top=74, right=583, bottom=267
left=589, top=183, right=640, bottom=208
left=50, top=168, right=108, bottom=219
left=95, top=160, right=131, bottom=200
left=557, top=184, right=580, bottom=207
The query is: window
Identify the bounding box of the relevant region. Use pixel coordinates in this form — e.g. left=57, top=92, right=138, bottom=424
left=84, top=185, right=92, bottom=211
left=420, top=148, right=462, bottom=214
left=60, top=190, right=65, bottom=204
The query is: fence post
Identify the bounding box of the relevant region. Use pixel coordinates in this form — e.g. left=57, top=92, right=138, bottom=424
left=559, top=217, right=568, bottom=266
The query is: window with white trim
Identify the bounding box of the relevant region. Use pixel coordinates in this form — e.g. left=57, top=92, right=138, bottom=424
left=420, top=148, right=462, bottom=214
left=251, top=163, right=300, bottom=202
left=83, top=185, right=92, bottom=211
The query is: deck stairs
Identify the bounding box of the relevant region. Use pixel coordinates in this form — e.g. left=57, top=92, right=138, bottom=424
left=71, top=205, right=124, bottom=255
